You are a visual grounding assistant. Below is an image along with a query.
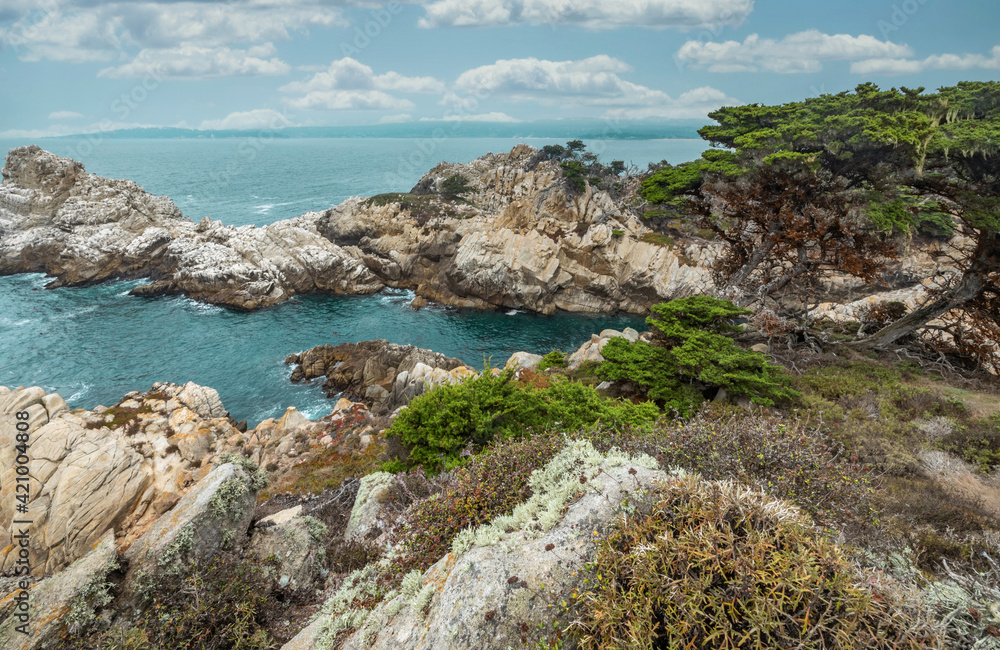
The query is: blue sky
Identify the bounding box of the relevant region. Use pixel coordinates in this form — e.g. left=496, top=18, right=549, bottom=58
left=1, top=0, right=998, bottom=137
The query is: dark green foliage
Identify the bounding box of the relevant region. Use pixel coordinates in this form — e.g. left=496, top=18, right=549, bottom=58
left=537, top=350, right=567, bottom=371
left=598, top=339, right=703, bottom=415
left=640, top=150, right=740, bottom=206
left=386, top=368, right=658, bottom=472
left=560, top=159, right=588, bottom=193
left=540, top=144, right=566, bottom=160
left=440, top=174, right=473, bottom=201
left=599, top=296, right=798, bottom=413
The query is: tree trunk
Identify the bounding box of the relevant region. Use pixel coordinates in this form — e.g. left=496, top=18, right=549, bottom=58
left=854, top=231, right=996, bottom=350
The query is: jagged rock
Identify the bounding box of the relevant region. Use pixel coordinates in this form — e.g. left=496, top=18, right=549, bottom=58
left=344, top=472, right=396, bottom=543
left=324, top=443, right=663, bottom=650
left=122, top=461, right=262, bottom=592
left=175, top=382, right=228, bottom=419
left=0, top=146, right=384, bottom=310
left=287, top=340, right=472, bottom=414
left=504, top=352, right=543, bottom=370
left=0, top=383, right=251, bottom=575
left=247, top=508, right=327, bottom=590
left=315, top=145, right=715, bottom=315
left=0, top=531, right=117, bottom=650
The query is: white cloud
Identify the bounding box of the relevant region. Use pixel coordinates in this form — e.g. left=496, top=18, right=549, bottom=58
left=0, top=1, right=344, bottom=62
left=677, top=30, right=913, bottom=73
left=280, top=58, right=444, bottom=111
left=98, top=43, right=290, bottom=79
left=48, top=110, right=84, bottom=121
left=418, top=0, right=753, bottom=29
left=604, top=86, right=741, bottom=119
left=198, top=109, right=292, bottom=130
left=453, top=56, right=669, bottom=106
left=378, top=113, right=414, bottom=124
left=420, top=112, right=520, bottom=122
left=851, top=45, right=1000, bottom=75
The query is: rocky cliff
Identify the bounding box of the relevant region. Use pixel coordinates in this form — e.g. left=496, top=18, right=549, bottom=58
left=0, top=146, right=384, bottom=310
left=315, top=144, right=714, bottom=314
left=1, top=144, right=713, bottom=314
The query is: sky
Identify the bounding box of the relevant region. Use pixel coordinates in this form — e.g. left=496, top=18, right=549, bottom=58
left=1, top=0, right=998, bottom=137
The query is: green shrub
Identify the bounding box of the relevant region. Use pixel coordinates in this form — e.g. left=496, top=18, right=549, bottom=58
left=537, top=350, right=567, bottom=371
left=568, top=474, right=935, bottom=650
left=610, top=229, right=625, bottom=238
left=386, top=368, right=658, bottom=473
left=560, top=160, right=588, bottom=193
left=598, top=296, right=798, bottom=413
left=439, top=174, right=473, bottom=201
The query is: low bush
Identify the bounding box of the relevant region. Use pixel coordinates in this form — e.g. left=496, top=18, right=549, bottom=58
left=537, top=350, right=567, bottom=371
left=386, top=368, right=658, bottom=473
left=64, top=554, right=276, bottom=650
left=567, top=474, right=936, bottom=649
left=598, top=296, right=798, bottom=414
left=580, top=411, right=875, bottom=529
left=387, top=433, right=565, bottom=579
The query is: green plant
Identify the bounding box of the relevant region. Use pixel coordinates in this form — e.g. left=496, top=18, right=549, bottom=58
left=560, top=160, right=588, bottom=193
left=65, top=554, right=276, bottom=650
left=440, top=174, right=474, bottom=201
left=388, top=433, right=564, bottom=578
left=567, top=474, right=935, bottom=649
left=639, top=232, right=674, bottom=248
left=598, top=296, right=798, bottom=414
left=386, top=368, right=658, bottom=473
left=610, top=229, right=625, bottom=238
left=537, top=350, right=567, bottom=371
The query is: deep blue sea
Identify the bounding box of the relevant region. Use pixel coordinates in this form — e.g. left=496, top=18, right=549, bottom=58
left=0, top=137, right=705, bottom=424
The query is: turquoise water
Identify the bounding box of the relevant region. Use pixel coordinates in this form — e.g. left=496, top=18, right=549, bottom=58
left=0, top=137, right=699, bottom=423
left=0, top=275, right=643, bottom=424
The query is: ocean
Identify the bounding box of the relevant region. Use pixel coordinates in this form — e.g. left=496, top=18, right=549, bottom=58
left=0, top=137, right=706, bottom=424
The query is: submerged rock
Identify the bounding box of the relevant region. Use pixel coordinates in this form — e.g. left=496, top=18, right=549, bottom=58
left=287, top=340, right=473, bottom=414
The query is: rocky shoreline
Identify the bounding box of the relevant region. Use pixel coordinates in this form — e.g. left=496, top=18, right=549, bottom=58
left=0, top=144, right=713, bottom=314
left=0, top=330, right=639, bottom=648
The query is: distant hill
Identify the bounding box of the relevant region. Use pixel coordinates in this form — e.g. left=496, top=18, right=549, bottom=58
left=54, top=119, right=705, bottom=141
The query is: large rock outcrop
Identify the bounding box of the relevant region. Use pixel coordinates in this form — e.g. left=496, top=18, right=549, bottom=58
left=315, top=145, right=714, bottom=314
left=0, top=146, right=384, bottom=310
left=0, top=531, right=118, bottom=650
left=287, top=340, right=474, bottom=414
left=1, top=383, right=259, bottom=575
left=285, top=441, right=663, bottom=650
left=1, top=144, right=712, bottom=315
